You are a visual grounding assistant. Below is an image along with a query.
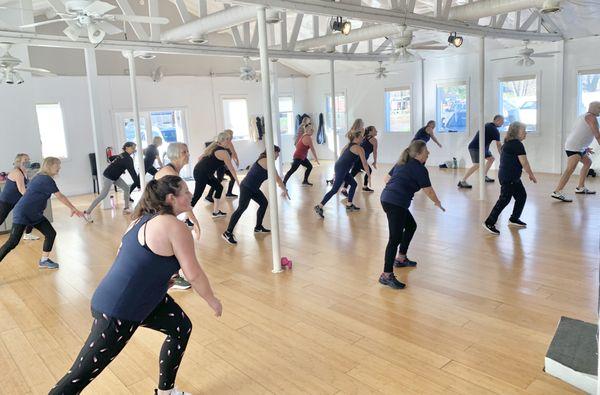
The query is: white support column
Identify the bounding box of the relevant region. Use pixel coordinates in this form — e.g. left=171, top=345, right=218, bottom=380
left=420, top=58, right=425, bottom=126
left=125, top=51, right=146, bottom=190
left=269, top=58, right=283, bottom=172
left=84, top=48, right=110, bottom=209
left=478, top=36, right=486, bottom=200
left=257, top=7, right=283, bottom=273
left=330, top=59, right=339, bottom=159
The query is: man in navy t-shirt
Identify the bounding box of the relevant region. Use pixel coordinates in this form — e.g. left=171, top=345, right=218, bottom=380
left=458, top=115, right=503, bottom=188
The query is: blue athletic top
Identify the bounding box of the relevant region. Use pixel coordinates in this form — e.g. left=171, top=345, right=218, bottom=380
left=0, top=169, right=28, bottom=205
left=468, top=123, right=500, bottom=150
left=241, top=160, right=268, bottom=192
left=335, top=143, right=359, bottom=174
left=361, top=137, right=374, bottom=160
left=381, top=159, right=431, bottom=209
left=91, top=215, right=181, bottom=322
left=12, top=174, right=58, bottom=225
left=412, top=127, right=431, bottom=143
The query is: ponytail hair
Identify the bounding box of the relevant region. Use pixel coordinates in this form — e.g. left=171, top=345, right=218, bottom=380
left=132, top=175, right=184, bottom=220
left=349, top=118, right=364, bottom=134
left=202, top=131, right=229, bottom=157
left=346, top=129, right=362, bottom=143
left=397, top=140, right=426, bottom=166
left=504, top=121, right=525, bottom=143
left=122, top=141, right=136, bottom=151
left=258, top=145, right=280, bottom=160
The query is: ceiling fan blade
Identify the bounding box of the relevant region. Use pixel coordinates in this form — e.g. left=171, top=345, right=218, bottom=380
left=84, top=1, right=116, bottom=16
left=96, top=20, right=123, bottom=35
left=107, top=15, right=170, bottom=25
left=14, top=66, right=56, bottom=76
left=409, top=45, right=447, bottom=50
left=63, top=24, right=86, bottom=41
left=532, top=51, right=560, bottom=56
left=530, top=53, right=555, bottom=58
left=490, top=56, right=521, bottom=61
left=356, top=72, right=376, bottom=76
left=410, top=40, right=440, bottom=47
left=20, top=18, right=73, bottom=28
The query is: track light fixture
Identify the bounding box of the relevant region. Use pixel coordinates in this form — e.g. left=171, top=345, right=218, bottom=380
left=331, top=17, right=351, bottom=35
left=448, top=32, right=463, bottom=47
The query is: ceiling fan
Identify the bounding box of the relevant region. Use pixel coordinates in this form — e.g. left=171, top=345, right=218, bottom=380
left=355, top=61, right=402, bottom=79
left=490, top=40, right=560, bottom=66
left=212, top=57, right=260, bottom=82
left=386, top=25, right=448, bottom=63
left=19, top=1, right=169, bottom=44
left=0, top=43, right=55, bottom=84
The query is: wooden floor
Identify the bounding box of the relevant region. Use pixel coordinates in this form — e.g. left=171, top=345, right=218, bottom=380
left=0, top=163, right=597, bottom=394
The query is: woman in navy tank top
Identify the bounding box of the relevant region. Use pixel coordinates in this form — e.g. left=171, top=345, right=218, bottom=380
left=51, top=176, right=222, bottom=395
left=0, top=153, right=36, bottom=239
left=341, top=125, right=379, bottom=195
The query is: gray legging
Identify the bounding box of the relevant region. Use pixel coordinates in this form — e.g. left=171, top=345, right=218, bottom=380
left=87, top=176, right=130, bottom=213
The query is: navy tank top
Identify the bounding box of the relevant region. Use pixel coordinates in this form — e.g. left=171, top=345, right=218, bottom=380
left=194, top=146, right=227, bottom=177
left=241, top=160, right=268, bottom=192
left=335, top=143, right=358, bottom=174
left=91, top=215, right=181, bottom=322
left=361, top=137, right=374, bottom=160
left=0, top=169, right=28, bottom=205
left=412, top=127, right=431, bottom=143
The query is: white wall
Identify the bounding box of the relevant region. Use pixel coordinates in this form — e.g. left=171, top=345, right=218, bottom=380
left=0, top=74, right=308, bottom=196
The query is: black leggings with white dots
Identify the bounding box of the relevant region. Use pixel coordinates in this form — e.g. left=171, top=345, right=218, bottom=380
left=50, top=294, right=192, bottom=394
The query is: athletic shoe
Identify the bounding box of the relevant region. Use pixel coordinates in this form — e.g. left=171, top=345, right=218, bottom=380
left=254, top=226, right=271, bottom=233
left=340, top=189, right=349, bottom=197
left=122, top=208, right=132, bottom=215
left=184, top=219, right=194, bottom=229
left=314, top=205, right=324, bottom=219
left=508, top=218, right=527, bottom=227
left=171, top=276, right=192, bottom=290
left=485, top=176, right=495, bottom=183
left=212, top=210, right=227, bottom=218
left=575, top=187, right=596, bottom=195
left=457, top=181, right=472, bottom=189
left=551, top=191, right=573, bottom=202
left=83, top=211, right=94, bottom=223
left=302, top=181, right=313, bottom=187
left=482, top=222, right=500, bottom=235
left=39, top=258, right=59, bottom=270
left=23, top=233, right=40, bottom=241
left=226, top=193, right=238, bottom=199
left=222, top=231, right=237, bottom=245
left=154, top=388, right=191, bottom=395
left=394, top=257, right=417, bottom=268
left=378, top=273, right=406, bottom=289
left=346, top=204, right=361, bottom=212
left=205, top=195, right=214, bottom=203
left=362, top=187, right=374, bottom=192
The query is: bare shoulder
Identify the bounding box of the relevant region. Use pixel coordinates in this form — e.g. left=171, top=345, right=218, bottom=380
left=155, top=167, right=178, bottom=179
left=258, top=158, right=268, bottom=168
left=8, top=169, right=23, bottom=180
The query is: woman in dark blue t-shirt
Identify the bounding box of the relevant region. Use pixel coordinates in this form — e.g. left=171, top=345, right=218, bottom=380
left=483, top=121, right=537, bottom=235
left=379, top=140, right=445, bottom=289
left=0, top=157, right=84, bottom=269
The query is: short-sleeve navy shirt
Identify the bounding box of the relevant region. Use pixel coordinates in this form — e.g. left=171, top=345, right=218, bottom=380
left=381, top=159, right=432, bottom=209
left=498, top=140, right=526, bottom=183
left=468, top=122, right=501, bottom=150
left=12, top=174, right=58, bottom=225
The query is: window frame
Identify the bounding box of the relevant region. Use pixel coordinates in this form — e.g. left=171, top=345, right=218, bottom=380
left=384, top=86, right=412, bottom=133
left=35, top=102, right=70, bottom=161
left=278, top=95, right=295, bottom=135
left=497, top=74, right=540, bottom=133
left=325, top=92, right=348, bottom=134
left=576, top=69, right=600, bottom=116
left=435, top=80, right=469, bottom=133
left=220, top=96, right=251, bottom=141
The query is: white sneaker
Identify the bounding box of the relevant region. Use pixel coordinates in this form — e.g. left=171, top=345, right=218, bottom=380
left=23, top=233, right=40, bottom=240
left=575, top=187, right=596, bottom=195
left=156, top=388, right=191, bottom=395
left=83, top=211, right=94, bottom=223
left=551, top=191, right=572, bottom=202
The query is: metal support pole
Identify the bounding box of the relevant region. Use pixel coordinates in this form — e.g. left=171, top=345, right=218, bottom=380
left=257, top=7, right=283, bottom=273
left=270, top=58, right=283, bottom=172
left=478, top=36, right=486, bottom=200
left=330, top=59, right=339, bottom=159
left=420, top=58, right=425, bottom=127
left=84, top=48, right=110, bottom=209
left=125, top=51, right=146, bottom=190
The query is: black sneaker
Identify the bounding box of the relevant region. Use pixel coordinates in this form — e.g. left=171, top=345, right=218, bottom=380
left=302, top=181, right=313, bottom=187
left=482, top=222, right=500, bottom=235
left=254, top=225, right=271, bottom=233
left=212, top=210, right=227, bottom=218
left=226, top=193, right=238, bottom=199
left=485, top=176, right=495, bottom=183
left=129, top=198, right=134, bottom=203
left=222, top=231, right=237, bottom=245
left=205, top=195, right=214, bottom=203
left=394, top=257, right=417, bottom=268
left=314, top=205, right=324, bottom=219
left=508, top=218, right=527, bottom=227
left=457, top=181, right=472, bottom=189
left=378, top=273, right=406, bottom=289
left=346, top=204, right=360, bottom=212
left=341, top=189, right=349, bottom=197
left=184, top=219, right=194, bottom=229
left=362, top=187, right=374, bottom=192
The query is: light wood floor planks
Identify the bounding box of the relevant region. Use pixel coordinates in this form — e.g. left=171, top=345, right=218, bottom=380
left=0, top=163, right=597, bottom=394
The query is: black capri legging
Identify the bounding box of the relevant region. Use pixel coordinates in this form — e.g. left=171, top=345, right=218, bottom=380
left=50, top=294, right=192, bottom=394
left=192, top=173, right=223, bottom=207
left=381, top=201, right=417, bottom=273
left=226, top=186, right=268, bottom=233
left=283, top=158, right=313, bottom=184
left=344, top=163, right=371, bottom=188
left=208, top=166, right=235, bottom=197
left=0, top=217, right=56, bottom=262
left=0, top=201, right=33, bottom=234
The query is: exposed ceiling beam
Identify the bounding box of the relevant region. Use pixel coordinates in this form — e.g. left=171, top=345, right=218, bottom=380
left=230, top=0, right=561, bottom=41
left=373, top=38, right=391, bottom=54
left=197, top=0, right=207, bottom=17
left=280, top=10, right=287, bottom=50
left=535, top=10, right=562, bottom=36
left=519, top=12, right=538, bottom=31
left=243, top=21, right=250, bottom=47
left=312, top=15, right=318, bottom=38
left=494, top=13, right=508, bottom=29
left=114, top=0, right=149, bottom=41
left=148, top=0, right=160, bottom=41
left=348, top=42, right=359, bottom=54
left=231, top=25, right=243, bottom=47
left=250, top=23, right=259, bottom=47
left=174, top=0, right=193, bottom=23
left=287, top=13, right=303, bottom=51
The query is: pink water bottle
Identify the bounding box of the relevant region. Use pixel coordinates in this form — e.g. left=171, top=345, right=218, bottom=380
left=281, top=257, right=293, bottom=269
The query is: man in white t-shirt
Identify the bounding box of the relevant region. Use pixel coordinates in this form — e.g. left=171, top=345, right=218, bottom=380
left=551, top=101, right=600, bottom=202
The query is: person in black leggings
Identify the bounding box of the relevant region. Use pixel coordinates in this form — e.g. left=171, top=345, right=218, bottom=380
left=222, top=146, right=289, bottom=245
left=379, top=140, right=445, bottom=289
left=192, top=131, right=239, bottom=218
left=314, top=129, right=370, bottom=218
left=283, top=124, right=320, bottom=186
left=50, top=176, right=222, bottom=395
left=206, top=129, right=240, bottom=201
left=0, top=157, right=84, bottom=269
left=0, top=153, right=37, bottom=240
left=130, top=136, right=163, bottom=193
left=342, top=125, right=379, bottom=195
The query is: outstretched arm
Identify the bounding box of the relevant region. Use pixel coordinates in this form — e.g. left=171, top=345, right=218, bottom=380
left=422, top=187, right=445, bottom=211
left=430, top=132, right=442, bottom=148
left=54, top=192, right=84, bottom=217
left=372, top=138, right=378, bottom=169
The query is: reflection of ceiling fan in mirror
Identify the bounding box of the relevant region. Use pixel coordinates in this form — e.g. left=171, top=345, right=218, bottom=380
left=491, top=40, right=559, bottom=66
left=19, top=1, right=169, bottom=44
left=355, top=61, right=402, bottom=79
left=0, top=42, right=55, bottom=85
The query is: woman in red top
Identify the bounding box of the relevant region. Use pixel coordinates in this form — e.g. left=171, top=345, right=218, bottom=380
left=283, top=124, right=320, bottom=186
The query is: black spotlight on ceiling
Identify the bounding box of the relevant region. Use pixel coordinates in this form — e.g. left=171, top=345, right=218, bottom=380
left=448, top=32, right=463, bottom=47
left=331, top=16, right=351, bottom=35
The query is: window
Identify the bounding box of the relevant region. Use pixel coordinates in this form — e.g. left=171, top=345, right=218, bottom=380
left=436, top=83, right=468, bottom=133
left=577, top=72, right=600, bottom=115
left=385, top=88, right=411, bottom=132
left=325, top=93, right=347, bottom=133
left=35, top=103, right=68, bottom=159
left=222, top=98, right=250, bottom=140
left=279, top=96, right=294, bottom=134
left=498, top=76, right=537, bottom=132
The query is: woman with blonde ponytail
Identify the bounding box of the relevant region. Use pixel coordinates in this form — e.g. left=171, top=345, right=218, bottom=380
left=0, top=153, right=37, bottom=240
left=314, top=128, right=370, bottom=218
left=379, top=140, right=444, bottom=289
